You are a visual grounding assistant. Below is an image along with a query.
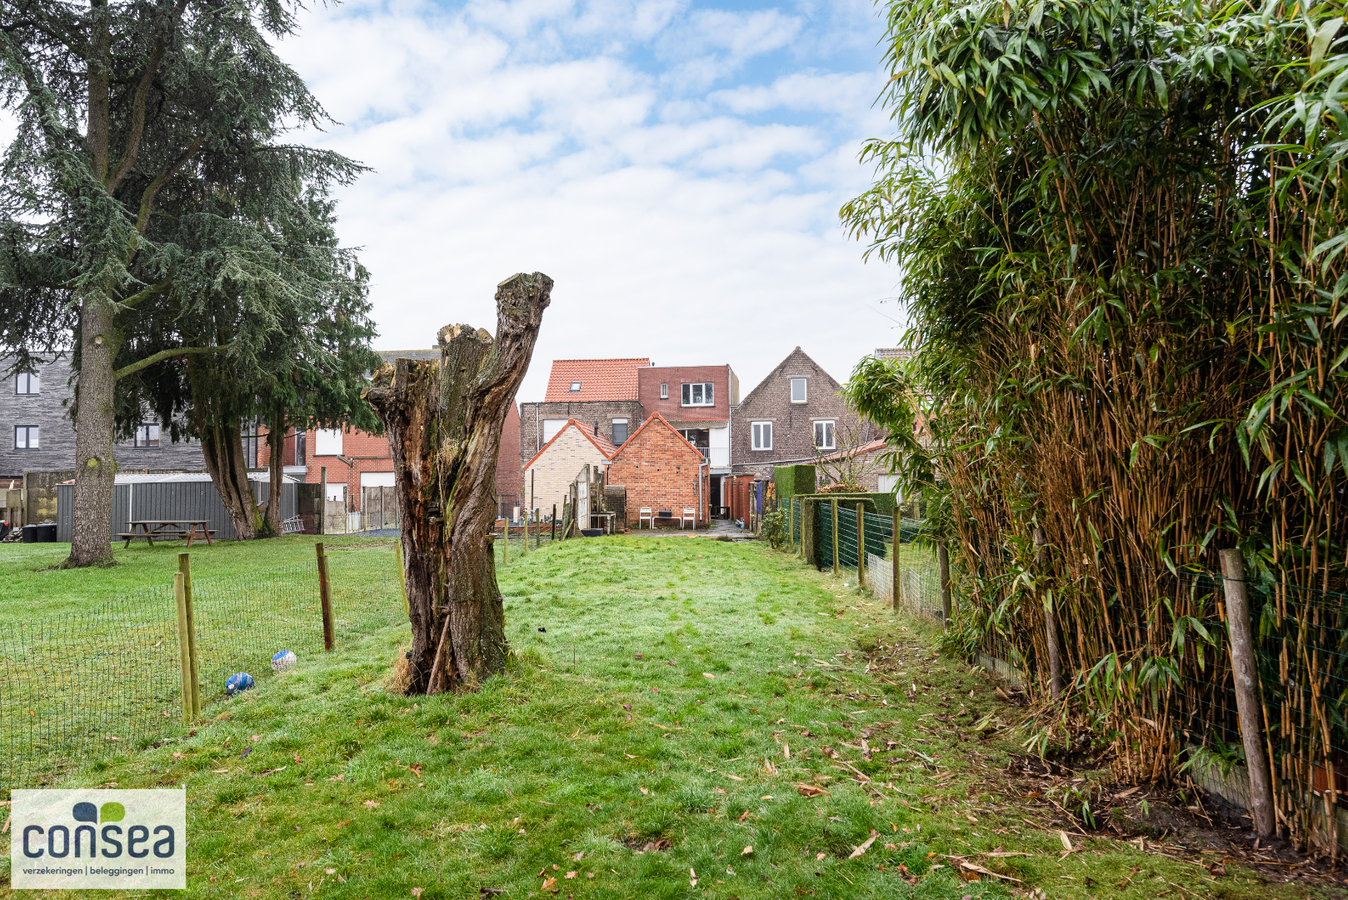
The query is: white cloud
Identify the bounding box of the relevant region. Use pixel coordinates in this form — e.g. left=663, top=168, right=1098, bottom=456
left=277, top=0, right=907, bottom=400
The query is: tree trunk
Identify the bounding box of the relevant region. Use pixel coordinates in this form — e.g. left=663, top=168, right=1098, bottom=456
left=188, top=358, right=258, bottom=540
left=366, top=272, right=551, bottom=694
left=65, top=295, right=121, bottom=568
left=262, top=405, right=285, bottom=536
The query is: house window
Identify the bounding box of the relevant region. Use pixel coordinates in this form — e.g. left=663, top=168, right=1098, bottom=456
left=14, top=425, right=38, bottom=449
left=294, top=430, right=306, bottom=467
left=660, top=383, right=668, bottom=399
left=242, top=422, right=259, bottom=468
left=134, top=424, right=161, bottom=448
left=15, top=372, right=38, bottom=395
left=315, top=427, right=343, bottom=456
left=612, top=418, right=629, bottom=445
left=570, top=381, right=582, bottom=392
left=790, top=378, right=807, bottom=403
left=751, top=422, right=772, bottom=451
left=681, top=382, right=714, bottom=407
left=542, top=419, right=566, bottom=442
left=813, top=420, right=835, bottom=450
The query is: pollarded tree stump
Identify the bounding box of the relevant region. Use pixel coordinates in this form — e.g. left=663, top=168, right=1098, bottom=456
left=365, top=272, right=551, bottom=693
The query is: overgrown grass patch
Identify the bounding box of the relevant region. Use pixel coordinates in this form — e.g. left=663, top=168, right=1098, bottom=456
left=0, top=536, right=1322, bottom=898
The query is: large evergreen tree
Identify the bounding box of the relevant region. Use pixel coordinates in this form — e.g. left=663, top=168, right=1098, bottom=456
left=0, top=0, right=365, bottom=566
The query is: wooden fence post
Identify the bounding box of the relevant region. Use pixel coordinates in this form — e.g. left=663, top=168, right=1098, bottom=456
left=1035, top=527, right=1062, bottom=698
left=178, top=552, right=200, bottom=718
left=521, top=507, right=529, bottom=555
left=316, top=542, right=335, bottom=651
left=395, top=539, right=409, bottom=615
left=551, top=504, right=558, bottom=542
left=891, top=508, right=900, bottom=612
left=173, top=572, right=194, bottom=723
left=1220, top=549, right=1276, bottom=838
left=787, top=500, right=794, bottom=553
left=831, top=500, right=839, bottom=577
left=319, top=466, right=327, bottom=536
left=856, top=502, right=866, bottom=590
left=938, top=543, right=951, bottom=627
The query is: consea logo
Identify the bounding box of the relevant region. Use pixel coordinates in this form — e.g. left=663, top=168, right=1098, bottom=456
left=10, top=789, right=186, bottom=890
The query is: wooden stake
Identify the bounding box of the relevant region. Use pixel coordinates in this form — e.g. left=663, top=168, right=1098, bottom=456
left=891, top=508, right=900, bottom=612
left=856, top=502, right=866, bottom=589
left=521, top=507, right=529, bottom=555
left=1035, top=527, right=1062, bottom=699
left=938, top=543, right=951, bottom=627
left=319, top=466, right=327, bottom=536
left=178, top=552, right=200, bottom=718
left=503, top=515, right=509, bottom=564
left=1220, top=548, right=1276, bottom=838
left=551, top=504, right=557, bottom=542
left=787, top=499, right=794, bottom=553
left=316, top=542, right=334, bottom=651
left=831, top=500, right=839, bottom=577
left=173, top=572, right=193, bottom=724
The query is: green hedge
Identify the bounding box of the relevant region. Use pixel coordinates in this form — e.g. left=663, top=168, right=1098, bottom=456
left=773, top=464, right=816, bottom=499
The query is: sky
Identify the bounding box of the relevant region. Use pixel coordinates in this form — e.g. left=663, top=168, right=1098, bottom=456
left=276, top=0, right=905, bottom=404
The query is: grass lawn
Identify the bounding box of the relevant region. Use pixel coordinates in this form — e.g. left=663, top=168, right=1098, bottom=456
left=0, top=536, right=1332, bottom=899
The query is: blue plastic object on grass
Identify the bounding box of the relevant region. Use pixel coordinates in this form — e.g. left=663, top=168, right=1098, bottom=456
left=226, top=672, right=254, bottom=696
left=271, top=650, right=297, bottom=673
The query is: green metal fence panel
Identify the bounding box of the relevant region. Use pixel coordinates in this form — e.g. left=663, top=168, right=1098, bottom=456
left=820, top=504, right=835, bottom=569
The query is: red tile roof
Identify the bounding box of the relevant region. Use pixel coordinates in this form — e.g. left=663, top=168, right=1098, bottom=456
left=609, top=413, right=703, bottom=461
left=543, top=358, right=650, bottom=402
left=522, top=419, right=619, bottom=470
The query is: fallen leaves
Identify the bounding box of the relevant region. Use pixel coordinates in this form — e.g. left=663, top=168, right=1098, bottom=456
left=703, top=673, right=716, bottom=679
left=741, top=846, right=753, bottom=856
left=796, top=784, right=831, bottom=798
left=362, top=800, right=380, bottom=809
left=848, top=832, right=879, bottom=859
left=540, top=876, right=558, bottom=893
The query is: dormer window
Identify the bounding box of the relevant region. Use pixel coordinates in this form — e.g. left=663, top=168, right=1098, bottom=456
left=570, top=381, right=582, bottom=392
left=790, top=378, right=807, bottom=404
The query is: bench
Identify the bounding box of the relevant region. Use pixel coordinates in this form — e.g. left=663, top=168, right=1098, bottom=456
left=119, top=520, right=216, bottom=549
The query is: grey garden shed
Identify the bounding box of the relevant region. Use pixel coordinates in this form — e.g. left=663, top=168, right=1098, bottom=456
left=56, top=472, right=299, bottom=543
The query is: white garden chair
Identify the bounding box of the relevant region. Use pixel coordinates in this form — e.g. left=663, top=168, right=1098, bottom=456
left=681, top=508, right=697, bottom=529
left=639, top=507, right=654, bottom=529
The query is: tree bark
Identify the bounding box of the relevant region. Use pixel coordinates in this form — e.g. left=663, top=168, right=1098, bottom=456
left=366, top=272, right=551, bottom=694
left=65, top=295, right=121, bottom=567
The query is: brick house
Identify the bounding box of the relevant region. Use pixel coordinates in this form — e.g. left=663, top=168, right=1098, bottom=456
left=1, top=354, right=204, bottom=480
left=634, top=363, right=738, bottom=515
left=522, top=419, right=617, bottom=518
left=731, top=347, right=878, bottom=481
left=606, top=413, right=710, bottom=527
left=519, top=358, right=648, bottom=469
left=816, top=439, right=898, bottom=493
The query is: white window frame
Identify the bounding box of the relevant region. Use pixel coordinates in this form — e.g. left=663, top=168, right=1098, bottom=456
left=15, top=372, right=38, bottom=395
left=314, top=427, right=344, bottom=456
left=659, top=383, right=668, bottom=399
left=570, top=381, right=582, bottom=392
left=790, top=377, right=807, bottom=404
left=541, top=419, right=566, bottom=443
left=611, top=418, right=629, bottom=444
left=751, top=421, right=772, bottom=451
left=134, top=423, right=161, bottom=448
left=681, top=382, right=714, bottom=407
left=813, top=420, right=835, bottom=450
left=14, top=425, right=38, bottom=449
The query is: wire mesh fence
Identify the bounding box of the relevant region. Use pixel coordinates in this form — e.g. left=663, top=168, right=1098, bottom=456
left=0, top=542, right=403, bottom=789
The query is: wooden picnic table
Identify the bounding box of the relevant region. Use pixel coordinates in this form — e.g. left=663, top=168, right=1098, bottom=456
left=118, top=520, right=216, bottom=549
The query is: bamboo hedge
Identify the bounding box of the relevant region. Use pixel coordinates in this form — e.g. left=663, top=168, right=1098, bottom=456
left=842, top=0, right=1348, bottom=850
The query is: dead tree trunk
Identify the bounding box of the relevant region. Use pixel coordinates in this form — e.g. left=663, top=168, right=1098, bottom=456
left=366, top=272, right=551, bottom=694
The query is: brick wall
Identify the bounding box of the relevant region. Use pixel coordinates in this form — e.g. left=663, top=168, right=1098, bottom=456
left=523, top=425, right=613, bottom=516
left=731, top=347, right=877, bottom=477
left=607, top=417, right=709, bottom=525
left=519, top=399, right=643, bottom=469
left=635, top=365, right=737, bottom=426
left=0, top=355, right=204, bottom=478
left=497, top=404, right=523, bottom=503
